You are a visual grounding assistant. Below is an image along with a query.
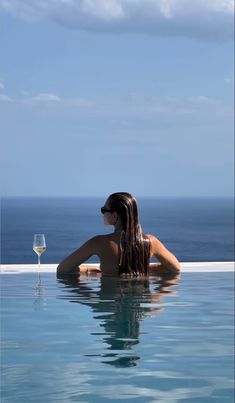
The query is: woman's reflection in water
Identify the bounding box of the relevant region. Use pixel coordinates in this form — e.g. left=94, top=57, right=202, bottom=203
left=57, top=272, right=179, bottom=367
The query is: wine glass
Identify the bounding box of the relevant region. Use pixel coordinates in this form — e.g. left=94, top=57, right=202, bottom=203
left=33, top=234, right=46, bottom=270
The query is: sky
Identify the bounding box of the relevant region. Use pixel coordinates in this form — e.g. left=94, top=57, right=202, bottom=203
left=0, top=0, right=234, bottom=198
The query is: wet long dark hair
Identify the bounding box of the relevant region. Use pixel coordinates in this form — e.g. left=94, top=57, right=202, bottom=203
left=108, top=192, right=150, bottom=276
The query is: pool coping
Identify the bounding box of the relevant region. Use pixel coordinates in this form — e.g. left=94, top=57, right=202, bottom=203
left=0, top=262, right=234, bottom=274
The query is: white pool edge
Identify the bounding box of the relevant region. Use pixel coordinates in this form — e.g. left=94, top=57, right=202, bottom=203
left=0, top=262, right=234, bottom=274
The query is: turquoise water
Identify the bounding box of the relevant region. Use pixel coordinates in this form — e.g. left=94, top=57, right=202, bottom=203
left=1, top=272, right=234, bottom=402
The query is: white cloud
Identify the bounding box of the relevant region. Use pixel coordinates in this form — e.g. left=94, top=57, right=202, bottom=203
left=80, top=0, right=124, bottom=21
left=58, top=93, right=227, bottom=120
left=0, top=84, right=61, bottom=104
left=188, top=96, right=220, bottom=105
left=120, top=93, right=223, bottom=117
left=0, top=87, right=94, bottom=108
left=0, top=86, right=231, bottom=119
left=0, top=0, right=233, bottom=40
left=0, top=81, right=13, bottom=102
left=23, top=93, right=94, bottom=108
left=0, top=94, right=13, bottom=102
left=28, top=92, right=61, bottom=102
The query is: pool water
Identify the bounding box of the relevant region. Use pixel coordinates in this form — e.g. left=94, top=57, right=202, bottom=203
left=1, top=272, right=234, bottom=402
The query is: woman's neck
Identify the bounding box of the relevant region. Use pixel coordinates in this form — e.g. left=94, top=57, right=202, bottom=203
left=114, top=224, right=123, bottom=233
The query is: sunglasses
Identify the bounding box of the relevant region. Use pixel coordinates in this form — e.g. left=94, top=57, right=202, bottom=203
left=101, top=206, right=113, bottom=214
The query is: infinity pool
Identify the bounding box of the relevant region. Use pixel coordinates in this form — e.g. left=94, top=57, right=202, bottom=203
left=1, top=271, right=234, bottom=402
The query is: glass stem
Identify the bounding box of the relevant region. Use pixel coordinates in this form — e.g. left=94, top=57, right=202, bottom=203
left=38, top=254, right=41, bottom=270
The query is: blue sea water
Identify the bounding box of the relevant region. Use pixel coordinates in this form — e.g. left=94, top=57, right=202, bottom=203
left=1, top=197, right=234, bottom=264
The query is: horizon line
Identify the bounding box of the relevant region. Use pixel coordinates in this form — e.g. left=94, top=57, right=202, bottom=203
left=1, top=195, right=234, bottom=200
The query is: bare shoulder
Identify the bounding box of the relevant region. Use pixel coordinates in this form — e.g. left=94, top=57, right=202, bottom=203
left=87, top=234, right=107, bottom=247
left=88, top=234, right=104, bottom=243
left=92, top=233, right=114, bottom=242
left=146, top=233, right=180, bottom=272
left=146, top=234, right=162, bottom=252
left=88, top=233, right=113, bottom=248
left=146, top=234, right=156, bottom=242
left=146, top=234, right=176, bottom=257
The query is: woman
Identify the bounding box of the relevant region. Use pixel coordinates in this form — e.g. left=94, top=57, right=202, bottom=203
left=57, top=192, right=180, bottom=276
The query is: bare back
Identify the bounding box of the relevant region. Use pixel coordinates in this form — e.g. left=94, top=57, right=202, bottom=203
left=94, top=232, right=122, bottom=276
left=57, top=232, right=180, bottom=276
left=92, top=233, right=180, bottom=275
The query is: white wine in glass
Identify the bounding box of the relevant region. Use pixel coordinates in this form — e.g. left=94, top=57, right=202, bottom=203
left=33, top=234, right=46, bottom=269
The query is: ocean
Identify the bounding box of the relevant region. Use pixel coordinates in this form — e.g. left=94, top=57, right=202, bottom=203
left=1, top=197, right=234, bottom=265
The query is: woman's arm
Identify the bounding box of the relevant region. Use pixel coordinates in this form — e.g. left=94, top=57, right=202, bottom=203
left=57, top=236, right=100, bottom=275
left=147, top=234, right=181, bottom=274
